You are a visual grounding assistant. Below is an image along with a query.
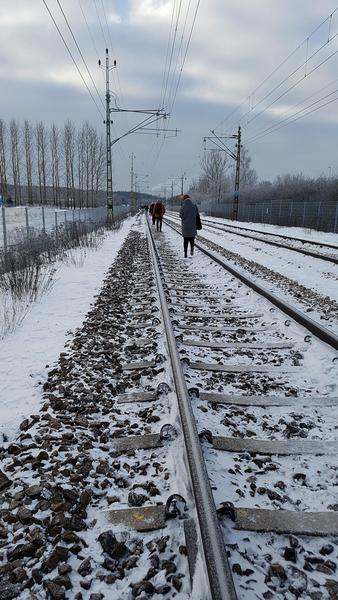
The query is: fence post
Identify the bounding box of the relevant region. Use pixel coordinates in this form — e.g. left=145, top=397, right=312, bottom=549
left=25, top=207, right=29, bottom=239
left=302, top=201, right=306, bottom=228
left=42, top=206, right=46, bottom=234
left=254, top=203, right=257, bottom=222
left=55, top=211, right=58, bottom=245
left=2, top=206, right=8, bottom=253
left=317, top=201, right=322, bottom=230
left=334, top=200, right=338, bottom=233
left=64, top=211, right=67, bottom=228
left=72, top=210, right=75, bottom=224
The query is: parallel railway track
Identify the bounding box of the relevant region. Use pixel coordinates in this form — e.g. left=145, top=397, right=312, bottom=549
left=167, top=212, right=338, bottom=265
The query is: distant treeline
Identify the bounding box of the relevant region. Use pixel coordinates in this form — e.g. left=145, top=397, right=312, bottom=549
left=0, top=118, right=105, bottom=208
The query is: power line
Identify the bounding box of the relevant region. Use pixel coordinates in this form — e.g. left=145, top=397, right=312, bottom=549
left=246, top=90, right=338, bottom=144
left=100, top=0, right=124, bottom=104
left=242, top=47, right=338, bottom=133
left=246, top=73, right=338, bottom=142
left=55, top=0, right=105, bottom=112
left=214, top=7, right=338, bottom=131
left=169, top=0, right=201, bottom=114
left=239, top=32, right=338, bottom=132
left=159, top=0, right=177, bottom=110
left=93, top=0, right=108, bottom=47
left=166, top=0, right=193, bottom=111
left=162, top=0, right=183, bottom=109
left=77, top=0, right=100, bottom=59
left=41, top=0, right=104, bottom=118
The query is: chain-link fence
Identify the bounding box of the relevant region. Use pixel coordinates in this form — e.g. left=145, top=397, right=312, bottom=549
left=0, top=206, right=112, bottom=251
left=170, top=197, right=338, bottom=232
left=209, top=198, right=338, bottom=232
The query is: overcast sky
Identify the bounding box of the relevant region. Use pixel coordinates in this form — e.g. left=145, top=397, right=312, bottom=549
left=1, top=0, right=338, bottom=194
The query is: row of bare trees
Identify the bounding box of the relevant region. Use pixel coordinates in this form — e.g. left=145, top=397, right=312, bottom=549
left=0, top=119, right=105, bottom=208
left=190, top=147, right=257, bottom=202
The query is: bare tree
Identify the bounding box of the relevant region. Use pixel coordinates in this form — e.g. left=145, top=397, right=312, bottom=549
left=0, top=119, right=8, bottom=198
left=50, top=123, right=60, bottom=207
left=76, top=126, right=85, bottom=208
left=200, top=149, right=229, bottom=201
left=9, top=119, right=22, bottom=205
left=36, top=121, right=48, bottom=204
left=64, top=120, right=76, bottom=209
left=240, top=146, right=257, bottom=189
left=24, top=120, right=34, bottom=204
left=94, top=132, right=105, bottom=205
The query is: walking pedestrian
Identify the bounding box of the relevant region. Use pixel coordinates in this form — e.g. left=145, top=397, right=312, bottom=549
left=153, top=199, right=166, bottom=232
left=149, top=202, right=156, bottom=225
left=179, top=194, right=201, bottom=258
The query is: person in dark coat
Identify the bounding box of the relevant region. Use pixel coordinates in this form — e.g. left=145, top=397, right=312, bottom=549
left=149, top=202, right=156, bottom=225
left=153, top=200, right=166, bottom=232
left=179, top=194, right=199, bottom=257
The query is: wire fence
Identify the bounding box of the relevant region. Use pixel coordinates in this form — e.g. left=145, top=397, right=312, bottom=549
left=0, top=204, right=130, bottom=251
left=171, top=198, right=338, bottom=232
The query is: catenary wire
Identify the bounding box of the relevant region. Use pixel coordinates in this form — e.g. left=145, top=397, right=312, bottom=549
left=169, top=0, right=201, bottom=115
left=244, top=73, right=338, bottom=143
left=246, top=93, right=338, bottom=144
left=166, top=0, right=192, bottom=112
left=214, top=7, right=338, bottom=132
left=162, top=0, right=183, bottom=110
left=241, top=47, right=338, bottom=134
left=238, top=32, right=338, bottom=132
left=42, top=0, right=104, bottom=119
left=55, top=0, right=105, bottom=112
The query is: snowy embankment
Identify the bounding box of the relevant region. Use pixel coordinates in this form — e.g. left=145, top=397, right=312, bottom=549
left=0, top=217, right=134, bottom=443
left=166, top=213, right=338, bottom=334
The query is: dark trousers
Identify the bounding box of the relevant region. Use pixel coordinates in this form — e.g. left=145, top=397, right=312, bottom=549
left=152, top=215, right=156, bottom=225
left=156, top=217, right=163, bottom=231
left=184, top=237, right=195, bottom=256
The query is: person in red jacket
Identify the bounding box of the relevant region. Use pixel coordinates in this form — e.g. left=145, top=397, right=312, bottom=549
left=149, top=202, right=156, bottom=225
left=153, top=200, right=166, bottom=232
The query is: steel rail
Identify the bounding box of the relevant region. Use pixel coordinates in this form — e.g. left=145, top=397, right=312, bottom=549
left=164, top=218, right=338, bottom=351
left=146, top=217, right=237, bottom=600
left=167, top=212, right=338, bottom=264
left=200, top=218, right=338, bottom=265
left=200, top=216, right=338, bottom=252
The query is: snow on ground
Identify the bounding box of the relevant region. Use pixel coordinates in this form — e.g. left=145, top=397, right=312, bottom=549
left=0, top=216, right=134, bottom=443
left=166, top=213, right=338, bottom=334
left=202, top=215, right=338, bottom=246
left=200, top=223, right=338, bottom=302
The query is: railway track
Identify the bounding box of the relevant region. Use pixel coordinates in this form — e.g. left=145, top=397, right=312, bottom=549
left=1, top=214, right=338, bottom=599
left=167, top=212, right=338, bottom=265
left=150, top=216, right=338, bottom=599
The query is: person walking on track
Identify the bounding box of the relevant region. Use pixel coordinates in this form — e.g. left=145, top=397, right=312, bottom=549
left=153, top=199, right=166, bottom=232
left=149, top=202, right=156, bottom=225
left=179, top=194, right=201, bottom=258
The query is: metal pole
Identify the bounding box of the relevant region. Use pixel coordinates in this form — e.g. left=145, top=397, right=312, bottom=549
left=302, top=201, right=306, bottom=228
left=130, top=152, right=135, bottom=212
left=232, top=126, right=241, bottom=220
left=105, top=49, right=113, bottom=220
left=55, top=211, right=58, bottom=245
left=2, top=206, right=8, bottom=253
left=42, top=206, right=46, bottom=234
left=333, top=200, right=338, bottom=232
left=25, top=206, right=29, bottom=239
